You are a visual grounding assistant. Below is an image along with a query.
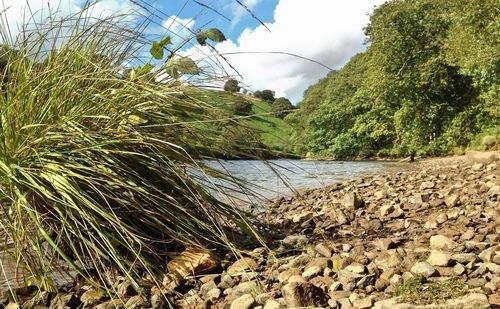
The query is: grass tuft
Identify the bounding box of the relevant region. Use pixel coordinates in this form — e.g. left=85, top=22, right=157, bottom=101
left=0, top=4, right=260, bottom=294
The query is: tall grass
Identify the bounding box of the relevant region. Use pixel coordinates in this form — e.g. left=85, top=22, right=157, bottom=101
left=0, top=4, right=260, bottom=293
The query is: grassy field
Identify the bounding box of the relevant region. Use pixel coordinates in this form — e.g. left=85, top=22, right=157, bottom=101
left=183, top=87, right=295, bottom=157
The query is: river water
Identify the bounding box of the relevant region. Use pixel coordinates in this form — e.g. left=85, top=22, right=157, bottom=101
left=203, top=159, right=406, bottom=207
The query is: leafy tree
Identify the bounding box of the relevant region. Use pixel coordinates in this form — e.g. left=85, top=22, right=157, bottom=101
left=232, top=97, right=253, bottom=115
left=254, top=89, right=275, bottom=102
left=224, top=79, right=240, bottom=93
left=290, top=0, right=499, bottom=158
left=272, top=97, right=294, bottom=119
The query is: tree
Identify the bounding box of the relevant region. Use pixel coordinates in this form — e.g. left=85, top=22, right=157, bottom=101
left=223, top=79, right=240, bottom=93
left=272, top=97, right=294, bottom=119
left=254, top=89, right=275, bottom=102
left=232, top=97, right=253, bottom=115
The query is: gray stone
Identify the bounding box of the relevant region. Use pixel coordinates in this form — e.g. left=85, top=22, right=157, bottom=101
left=281, top=282, right=328, bottom=308
left=353, top=297, right=373, bottom=309
left=230, top=294, right=255, bottom=309
left=263, top=299, right=280, bottom=309
left=227, top=257, right=258, bottom=275
left=430, top=235, right=456, bottom=251
left=282, top=235, right=308, bottom=248
left=342, top=192, right=364, bottom=210
left=427, top=250, right=450, bottom=266
left=420, top=181, right=435, bottom=190
left=445, top=194, right=460, bottom=207
left=277, top=268, right=301, bottom=283
left=315, top=243, right=332, bottom=257
left=410, top=262, right=436, bottom=278
left=302, top=265, right=322, bottom=280
left=232, top=281, right=259, bottom=297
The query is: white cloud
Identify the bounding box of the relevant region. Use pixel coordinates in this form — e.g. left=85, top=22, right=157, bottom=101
left=0, top=0, right=138, bottom=43
left=161, top=16, right=195, bottom=46
left=230, top=0, right=263, bottom=27
left=186, top=0, right=385, bottom=103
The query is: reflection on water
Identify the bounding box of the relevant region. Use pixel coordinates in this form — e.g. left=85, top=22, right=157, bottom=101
left=202, top=159, right=406, bottom=207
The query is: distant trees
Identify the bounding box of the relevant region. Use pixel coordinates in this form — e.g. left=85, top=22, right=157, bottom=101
left=254, top=89, right=275, bottom=103
left=290, top=0, right=499, bottom=158
left=223, top=79, right=240, bottom=93
left=272, top=97, right=294, bottom=119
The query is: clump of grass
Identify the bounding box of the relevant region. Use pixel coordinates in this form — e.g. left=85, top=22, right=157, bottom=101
left=394, top=277, right=469, bottom=305
left=0, top=5, right=260, bottom=294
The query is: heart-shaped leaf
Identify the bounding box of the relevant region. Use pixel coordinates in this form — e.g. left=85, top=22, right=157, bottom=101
left=150, top=41, right=164, bottom=60
left=196, top=32, right=208, bottom=46
left=165, top=56, right=200, bottom=78
left=205, top=28, right=226, bottom=42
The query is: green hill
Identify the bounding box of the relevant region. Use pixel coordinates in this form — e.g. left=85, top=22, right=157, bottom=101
left=182, top=87, right=295, bottom=158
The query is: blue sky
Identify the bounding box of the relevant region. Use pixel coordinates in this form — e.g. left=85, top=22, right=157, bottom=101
left=1, top=0, right=385, bottom=103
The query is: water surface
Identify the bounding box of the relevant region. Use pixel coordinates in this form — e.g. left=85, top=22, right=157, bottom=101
left=203, top=159, right=405, bottom=206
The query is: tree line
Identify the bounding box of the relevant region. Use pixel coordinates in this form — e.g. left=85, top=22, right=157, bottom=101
left=288, top=0, right=499, bottom=158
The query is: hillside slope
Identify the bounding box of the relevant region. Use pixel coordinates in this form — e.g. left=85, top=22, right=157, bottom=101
left=183, top=87, right=295, bottom=158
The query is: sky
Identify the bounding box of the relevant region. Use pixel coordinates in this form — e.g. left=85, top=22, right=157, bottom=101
left=0, top=0, right=385, bottom=103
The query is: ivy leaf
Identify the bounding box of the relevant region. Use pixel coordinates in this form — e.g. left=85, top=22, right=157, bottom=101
left=150, top=41, right=164, bottom=60
left=158, top=36, right=172, bottom=47
left=205, top=28, right=226, bottom=42
left=165, top=56, right=200, bottom=78
left=196, top=32, right=208, bottom=46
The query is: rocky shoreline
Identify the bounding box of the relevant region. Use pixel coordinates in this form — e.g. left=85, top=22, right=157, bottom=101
left=1, top=153, right=499, bottom=308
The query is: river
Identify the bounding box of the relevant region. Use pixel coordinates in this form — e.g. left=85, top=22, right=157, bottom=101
left=202, top=159, right=407, bottom=208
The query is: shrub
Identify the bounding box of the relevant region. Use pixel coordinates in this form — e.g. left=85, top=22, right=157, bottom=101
left=272, top=97, right=294, bottom=119
left=224, top=79, right=240, bottom=93
left=0, top=9, right=257, bottom=293
left=254, top=89, right=275, bottom=102
left=232, top=98, right=253, bottom=115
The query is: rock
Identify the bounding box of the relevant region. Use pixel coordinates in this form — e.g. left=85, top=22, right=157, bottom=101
left=471, top=163, right=484, bottom=171
left=435, top=213, right=447, bottom=224
left=230, top=294, right=255, bottom=309
left=337, top=270, right=363, bottom=287
left=374, top=190, right=387, bottom=200
left=453, top=263, right=466, bottom=275
left=478, top=245, right=499, bottom=262
left=461, top=230, right=475, bottom=241
left=345, top=262, right=366, bottom=274
left=427, top=250, right=451, bottom=266
left=282, top=235, right=308, bottom=248
left=116, top=281, right=135, bottom=297
left=263, top=299, right=280, bottom=309
left=80, top=289, right=105, bottom=307
left=281, top=282, right=328, bottom=308
left=50, top=293, right=80, bottom=308
left=302, top=265, right=322, bottom=280
left=277, top=268, right=301, bottom=283
left=420, top=181, right=435, bottom=190
left=335, top=209, right=349, bottom=225
left=342, top=192, right=364, bottom=210
left=167, top=247, right=219, bottom=279
left=315, top=243, right=332, bottom=257
left=124, top=295, right=149, bottom=309
left=205, top=288, right=221, bottom=300
left=380, top=204, right=401, bottom=219
left=374, top=250, right=403, bottom=270
left=219, top=274, right=236, bottom=289
left=467, top=278, right=487, bottom=288
left=353, top=297, right=373, bottom=309
left=227, top=257, right=258, bottom=275
left=4, top=304, right=19, bottom=309
left=372, top=293, right=489, bottom=309
left=410, top=262, right=436, bottom=278
left=445, top=194, right=460, bottom=207
left=232, top=281, right=259, bottom=297
left=430, top=235, right=456, bottom=251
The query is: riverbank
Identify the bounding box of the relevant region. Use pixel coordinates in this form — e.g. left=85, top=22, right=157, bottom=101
left=171, top=151, right=499, bottom=308
left=1, top=152, right=498, bottom=308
